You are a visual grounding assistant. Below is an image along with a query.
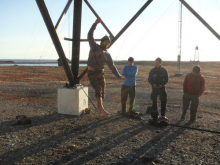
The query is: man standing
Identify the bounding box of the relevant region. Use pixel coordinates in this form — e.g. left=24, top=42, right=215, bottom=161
left=181, top=66, right=205, bottom=122
left=148, top=58, right=169, bottom=120
left=121, top=57, right=138, bottom=116
left=87, top=17, right=124, bottom=115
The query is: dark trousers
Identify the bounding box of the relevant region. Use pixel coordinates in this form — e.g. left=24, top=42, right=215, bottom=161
left=87, top=70, right=105, bottom=98
left=121, top=85, right=136, bottom=113
left=151, top=87, right=167, bottom=116
left=181, top=92, right=199, bottom=121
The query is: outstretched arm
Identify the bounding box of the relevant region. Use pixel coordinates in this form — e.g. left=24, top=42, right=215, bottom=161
left=104, top=53, right=121, bottom=79
left=88, top=17, right=101, bottom=47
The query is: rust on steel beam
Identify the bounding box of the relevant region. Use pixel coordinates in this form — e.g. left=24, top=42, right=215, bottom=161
left=111, top=0, right=153, bottom=47
left=72, top=0, right=82, bottom=84
left=36, top=0, right=75, bottom=87
left=180, top=0, right=220, bottom=40
left=84, top=0, right=114, bottom=38
left=55, top=0, right=73, bottom=31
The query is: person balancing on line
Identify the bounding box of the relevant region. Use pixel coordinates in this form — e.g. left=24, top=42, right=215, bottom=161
left=87, top=17, right=125, bottom=115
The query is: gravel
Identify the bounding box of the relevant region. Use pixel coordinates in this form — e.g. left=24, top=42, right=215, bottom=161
left=0, top=65, right=220, bottom=165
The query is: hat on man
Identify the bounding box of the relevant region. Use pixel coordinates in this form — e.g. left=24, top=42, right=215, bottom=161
left=101, top=35, right=111, bottom=44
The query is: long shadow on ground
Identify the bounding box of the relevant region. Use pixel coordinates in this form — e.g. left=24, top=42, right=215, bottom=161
left=0, top=115, right=123, bottom=165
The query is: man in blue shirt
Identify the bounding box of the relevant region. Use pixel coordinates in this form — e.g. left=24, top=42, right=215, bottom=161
left=121, top=57, right=138, bottom=116
left=148, top=57, right=169, bottom=121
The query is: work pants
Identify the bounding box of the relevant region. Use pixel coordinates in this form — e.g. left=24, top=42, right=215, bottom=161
left=151, top=87, right=167, bottom=116
left=181, top=92, right=199, bottom=121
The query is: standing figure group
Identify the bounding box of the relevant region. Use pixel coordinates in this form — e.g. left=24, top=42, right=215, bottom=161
left=87, top=18, right=206, bottom=122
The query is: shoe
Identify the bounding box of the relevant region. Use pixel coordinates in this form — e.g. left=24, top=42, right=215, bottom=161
left=127, top=110, right=141, bottom=119
left=128, top=110, right=138, bottom=116
left=189, top=119, right=196, bottom=123
left=160, top=116, right=168, bottom=120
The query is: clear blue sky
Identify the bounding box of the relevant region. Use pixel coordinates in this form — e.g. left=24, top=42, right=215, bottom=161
left=0, top=0, right=220, bottom=61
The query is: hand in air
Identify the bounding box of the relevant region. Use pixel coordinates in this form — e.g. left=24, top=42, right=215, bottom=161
left=95, top=17, right=101, bottom=24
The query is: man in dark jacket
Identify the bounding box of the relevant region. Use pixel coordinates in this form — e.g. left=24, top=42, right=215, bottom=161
left=148, top=57, right=169, bottom=120
left=87, top=17, right=124, bottom=115
left=181, top=65, right=205, bottom=122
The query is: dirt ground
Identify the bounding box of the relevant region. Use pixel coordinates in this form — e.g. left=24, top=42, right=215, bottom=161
left=0, top=61, right=220, bottom=165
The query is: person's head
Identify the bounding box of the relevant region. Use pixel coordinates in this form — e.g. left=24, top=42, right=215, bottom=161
left=155, top=57, right=162, bottom=68
left=128, top=57, right=134, bottom=66
left=192, top=65, right=201, bottom=75
left=100, top=35, right=111, bottom=48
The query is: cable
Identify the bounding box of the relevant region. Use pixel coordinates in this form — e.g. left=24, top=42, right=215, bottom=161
left=115, top=0, right=145, bottom=60
left=122, top=0, right=177, bottom=60
left=168, top=123, right=220, bottom=134
left=22, top=16, right=41, bottom=59
left=79, top=85, right=97, bottom=111
left=23, top=0, right=56, bottom=60
left=37, top=1, right=70, bottom=65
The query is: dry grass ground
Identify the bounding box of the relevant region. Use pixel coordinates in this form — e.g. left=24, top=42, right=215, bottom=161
left=0, top=61, right=220, bottom=165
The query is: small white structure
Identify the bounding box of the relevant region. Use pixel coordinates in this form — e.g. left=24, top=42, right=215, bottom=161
left=58, top=86, right=88, bottom=116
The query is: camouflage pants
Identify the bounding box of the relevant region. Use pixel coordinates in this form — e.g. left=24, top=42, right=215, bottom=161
left=87, top=70, right=105, bottom=98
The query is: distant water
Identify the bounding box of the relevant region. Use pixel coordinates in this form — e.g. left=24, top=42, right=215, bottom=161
left=0, top=59, right=58, bottom=63
left=0, top=59, right=87, bottom=67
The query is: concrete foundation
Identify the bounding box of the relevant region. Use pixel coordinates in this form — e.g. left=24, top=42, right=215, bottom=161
left=58, top=87, right=88, bottom=116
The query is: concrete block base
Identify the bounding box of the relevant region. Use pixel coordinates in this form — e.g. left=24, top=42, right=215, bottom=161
left=58, top=87, right=88, bottom=116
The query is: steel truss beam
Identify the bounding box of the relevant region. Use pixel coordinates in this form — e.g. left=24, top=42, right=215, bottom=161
left=180, top=0, right=220, bottom=40
left=35, top=0, right=75, bottom=87
left=84, top=0, right=114, bottom=38
left=55, top=0, right=73, bottom=31
left=111, top=0, right=153, bottom=46
left=72, top=0, right=82, bottom=83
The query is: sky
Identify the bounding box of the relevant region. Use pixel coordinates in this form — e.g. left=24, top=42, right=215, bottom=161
left=0, top=0, right=220, bottom=61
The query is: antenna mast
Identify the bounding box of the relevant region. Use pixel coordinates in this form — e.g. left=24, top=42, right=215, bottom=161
left=175, top=1, right=183, bottom=76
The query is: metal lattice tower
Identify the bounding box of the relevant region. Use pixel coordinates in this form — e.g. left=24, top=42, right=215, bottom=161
left=194, top=45, right=199, bottom=61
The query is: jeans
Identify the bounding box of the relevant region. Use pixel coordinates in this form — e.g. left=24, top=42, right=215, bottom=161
left=121, top=85, right=136, bottom=113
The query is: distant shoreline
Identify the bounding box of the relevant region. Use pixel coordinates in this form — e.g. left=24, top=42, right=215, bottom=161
left=0, top=60, right=219, bottom=66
